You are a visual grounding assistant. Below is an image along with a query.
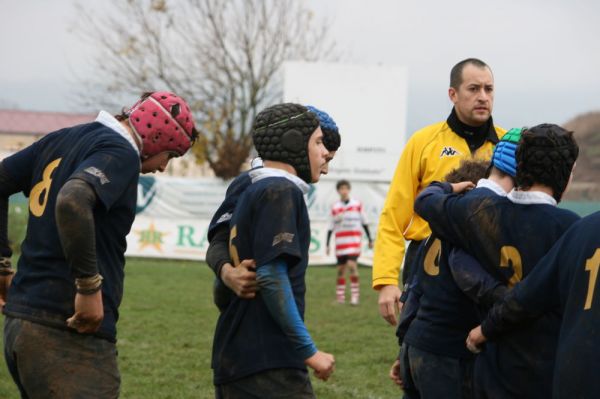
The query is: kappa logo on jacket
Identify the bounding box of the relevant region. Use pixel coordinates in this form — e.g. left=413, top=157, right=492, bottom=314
left=439, top=146, right=461, bottom=158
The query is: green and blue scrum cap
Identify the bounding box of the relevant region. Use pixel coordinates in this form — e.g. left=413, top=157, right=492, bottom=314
left=492, top=128, right=523, bottom=177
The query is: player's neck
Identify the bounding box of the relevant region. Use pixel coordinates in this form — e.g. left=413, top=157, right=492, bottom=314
left=488, top=175, right=514, bottom=194
left=262, top=160, right=297, bottom=176
left=120, top=120, right=143, bottom=152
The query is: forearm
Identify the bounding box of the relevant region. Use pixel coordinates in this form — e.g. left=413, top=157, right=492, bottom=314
left=0, top=162, right=22, bottom=260
left=55, top=179, right=99, bottom=279
left=362, top=224, right=372, bottom=242
left=449, top=248, right=508, bottom=308
left=206, top=225, right=232, bottom=278
left=257, top=258, right=317, bottom=359
left=413, top=182, right=463, bottom=244
left=414, top=182, right=452, bottom=215
left=396, top=285, right=421, bottom=345
left=481, top=289, right=538, bottom=340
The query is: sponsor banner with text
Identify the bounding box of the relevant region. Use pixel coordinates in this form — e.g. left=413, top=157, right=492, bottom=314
left=126, top=176, right=382, bottom=265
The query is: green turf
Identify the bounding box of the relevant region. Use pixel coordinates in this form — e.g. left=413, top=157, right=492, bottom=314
left=0, top=259, right=401, bottom=398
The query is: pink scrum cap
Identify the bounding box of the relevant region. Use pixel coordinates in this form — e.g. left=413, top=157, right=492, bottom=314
left=127, top=91, right=198, bottom=159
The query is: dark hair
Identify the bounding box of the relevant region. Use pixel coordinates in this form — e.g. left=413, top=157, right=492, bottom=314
left=450, top=58, right=490, bottom=89
left=115, top=92, right=153, bottom=121
left=444, top=159, right=490, bottom=184
left=336, top=179, right=351, bottom=190
left=516, top=123, right=579, bottom=202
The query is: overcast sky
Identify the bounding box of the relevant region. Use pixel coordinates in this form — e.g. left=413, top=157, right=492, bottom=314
left=1, top=0, right=599, bottom=134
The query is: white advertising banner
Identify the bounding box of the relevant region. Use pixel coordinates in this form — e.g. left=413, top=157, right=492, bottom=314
left=126, top=176, right=387, bottom=265
left=283, top=61, right=408, bottom=182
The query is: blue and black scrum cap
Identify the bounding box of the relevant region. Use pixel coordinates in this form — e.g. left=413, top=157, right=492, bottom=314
left=306, top=105, right=340, bottom=152
left=492, top=128, right=523, bottom=177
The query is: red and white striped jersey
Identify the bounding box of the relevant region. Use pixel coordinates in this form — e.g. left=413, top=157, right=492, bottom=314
left=330, top=198, right=367, bottom=257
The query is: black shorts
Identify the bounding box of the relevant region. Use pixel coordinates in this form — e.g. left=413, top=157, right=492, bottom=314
left=215, top=368, right=314, bottom=399
left=336, top=255, right=359, bottom=265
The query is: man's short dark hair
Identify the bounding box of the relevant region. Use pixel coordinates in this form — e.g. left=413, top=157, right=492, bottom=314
left=450, top=58, right=490, bottom=89
left=336, top=180, right=351, bottom=190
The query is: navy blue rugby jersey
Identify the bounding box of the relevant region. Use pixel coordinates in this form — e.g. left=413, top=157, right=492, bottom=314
left=483, top=212, right=600, bottom=399
left=415, top=184, right=580, bottom=398
left=404, top=235, right=480, bottom=358
left=2, top=121, right=140, bottom=342
left=212, top=168, right=311, bottom=384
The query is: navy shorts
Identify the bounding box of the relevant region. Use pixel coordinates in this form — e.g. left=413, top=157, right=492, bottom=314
left=3, top=316, right=120, bottom=399
left=401, top=343, right=473, bottom=399
left=215, top=368, right=314, bottom=399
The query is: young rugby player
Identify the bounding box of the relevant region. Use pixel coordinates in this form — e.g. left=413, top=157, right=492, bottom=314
left=211, top=103, right=335, bottom=398
left=326, top=180, right=373, bottom=305
left=0, top=92, right=197, bottom=398
left=205, top=106, right=340, bottom=309
left=390, top=157, right=492, bottom=399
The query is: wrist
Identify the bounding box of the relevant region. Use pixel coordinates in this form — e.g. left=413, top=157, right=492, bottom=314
left=219, top=262, right=234, bottom=281
left=75, top=274, right=103, bottom=295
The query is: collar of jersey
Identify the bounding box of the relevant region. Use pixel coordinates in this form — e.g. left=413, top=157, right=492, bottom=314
left=95, top=110, right=140, bottom=156
left=248, top=167, right=310, bottom=194
left=476, top=178, right=507, bottom=197
left=507, top=189, right=557, bottom=206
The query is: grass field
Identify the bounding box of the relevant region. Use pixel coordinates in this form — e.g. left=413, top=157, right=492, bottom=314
left=0, top=259, right=400, bottom=398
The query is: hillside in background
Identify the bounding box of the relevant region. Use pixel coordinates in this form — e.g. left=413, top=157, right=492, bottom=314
left=563, top=111, right=600, bottom=200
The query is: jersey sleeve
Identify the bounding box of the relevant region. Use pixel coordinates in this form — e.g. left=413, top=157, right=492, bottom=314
left=69, top=141, right=140, bottom=211
left=252, top=184, right=304, bottom=267
left=414, top=182, right=472, bottom=245
left=372, top=138, right=421, bottom=288
left=2, top=141, right=40, bottom=195
left=448, top=246, right=508, bottom=309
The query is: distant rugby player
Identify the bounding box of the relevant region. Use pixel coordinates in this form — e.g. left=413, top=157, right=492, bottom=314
left=326, top=179, right=373, bottom=305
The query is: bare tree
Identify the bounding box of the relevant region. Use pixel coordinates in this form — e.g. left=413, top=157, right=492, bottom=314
left=73, top=0, right=337, bottom=178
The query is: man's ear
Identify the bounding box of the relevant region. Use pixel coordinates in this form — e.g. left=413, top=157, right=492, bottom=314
left=448, top=87, right=458, bottom=104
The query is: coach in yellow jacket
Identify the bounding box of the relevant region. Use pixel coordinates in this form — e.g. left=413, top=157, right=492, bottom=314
left=373, top=58, right=506, bottom=325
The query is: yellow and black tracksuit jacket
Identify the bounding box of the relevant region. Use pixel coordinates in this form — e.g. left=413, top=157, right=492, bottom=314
left=372, top=119, right=506, bottom=289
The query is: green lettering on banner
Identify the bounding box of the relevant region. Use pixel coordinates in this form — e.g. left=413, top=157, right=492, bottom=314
left=177, top=225, right=201, bottom=248
left=176, top=225, right=209, bottom=249
left=309, top=229, right=321, bottom=253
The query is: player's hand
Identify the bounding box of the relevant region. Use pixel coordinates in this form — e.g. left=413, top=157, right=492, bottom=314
left=451, top=181, right=475, bottom=194
left=305, top=351, right=335, bottom=381
left=220, top=259, right=257, bottom=299
left=466, top=325, right=486, bottom=353
left=389, top=359, right=404, bottom=388
left=368, top=240, right=374, bottom=250
left=0, top=274, right=13, bottom=308
left=325, top=246, right=330, bottom=256
left=378, top=285, right=402, bottom=326
left=67, top=290, right=104, bottom=333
